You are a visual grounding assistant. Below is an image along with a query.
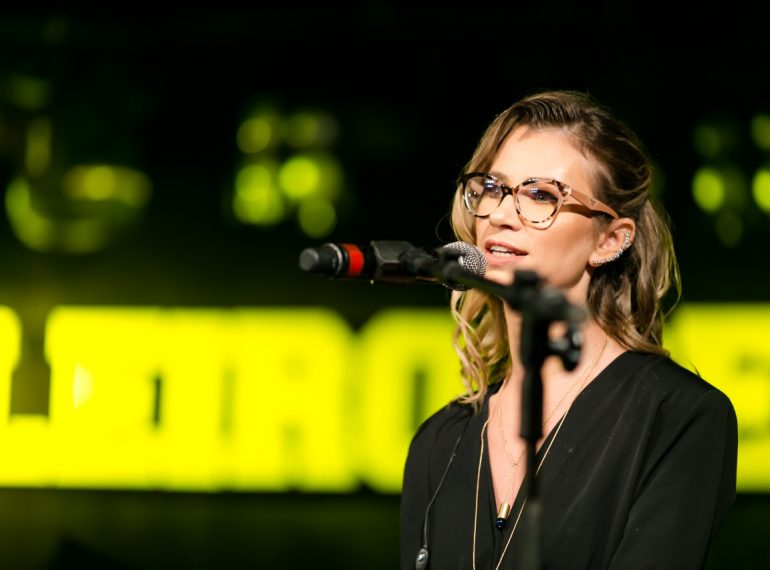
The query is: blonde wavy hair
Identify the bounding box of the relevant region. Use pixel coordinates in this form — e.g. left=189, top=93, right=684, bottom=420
left=450, top=90, right=681, bottom=409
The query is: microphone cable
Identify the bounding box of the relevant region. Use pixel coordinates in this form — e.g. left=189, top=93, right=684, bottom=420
left=415, top=421, right=470, bottom=570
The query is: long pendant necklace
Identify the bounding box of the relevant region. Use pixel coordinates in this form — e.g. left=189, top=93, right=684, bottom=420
left=494, top=404, right=526, bottom=530
left=493, top=335, right=608, bottom=530
left=473, top=335, right=609, bottom=570
left=473, top=417, right=566, bottom=570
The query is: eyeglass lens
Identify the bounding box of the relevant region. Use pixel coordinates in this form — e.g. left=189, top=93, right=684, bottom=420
left=464, top=176, right=562, bottom=223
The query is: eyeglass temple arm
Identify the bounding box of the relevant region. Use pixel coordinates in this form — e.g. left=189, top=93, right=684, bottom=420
left=569, top=189, right=619, bottom=219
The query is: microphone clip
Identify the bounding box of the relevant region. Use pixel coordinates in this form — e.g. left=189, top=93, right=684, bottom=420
left=370, top=241, right=427, bottom=284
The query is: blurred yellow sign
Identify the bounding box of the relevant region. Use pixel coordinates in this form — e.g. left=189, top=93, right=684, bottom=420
left=0, top=304, right=766, bottom=492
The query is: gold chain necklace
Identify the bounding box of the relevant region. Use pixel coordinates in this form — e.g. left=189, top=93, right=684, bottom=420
left=473, top=335, right=610, bottom=570
left=494, top=403, right=527, bottom=529
left=493, top=335, right=609, bottom=530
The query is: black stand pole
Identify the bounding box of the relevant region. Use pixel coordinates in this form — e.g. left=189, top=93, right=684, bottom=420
left=438, top=260, right=584, bottom=570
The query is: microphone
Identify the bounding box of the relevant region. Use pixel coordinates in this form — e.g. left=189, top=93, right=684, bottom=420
left=298, top=240, right=487, bottom=291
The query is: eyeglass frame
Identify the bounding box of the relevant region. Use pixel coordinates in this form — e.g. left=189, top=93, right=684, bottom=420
left=459, top=171, right=619, bottom=224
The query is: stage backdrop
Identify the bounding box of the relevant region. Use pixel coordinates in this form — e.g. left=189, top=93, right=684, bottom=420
left=0, top=5, right=768, bottom=568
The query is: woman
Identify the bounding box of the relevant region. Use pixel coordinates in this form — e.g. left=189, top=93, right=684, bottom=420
left=400, top=90, right=738, bottom=569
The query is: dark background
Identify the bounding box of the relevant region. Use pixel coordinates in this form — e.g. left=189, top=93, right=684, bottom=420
left=0, top=3, right=768, bottom=568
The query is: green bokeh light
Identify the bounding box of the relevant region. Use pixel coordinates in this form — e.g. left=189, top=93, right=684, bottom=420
left=63, top=165, right=152, bottom=207
left=278, top=155, right=321, bottom=199
left=693, top=124, right=723, bottom=159
left=25, top=117, right=51, bottom=177
left=5, top=177, right=52, bottom=250
left=752, top=168, right=770, bottom=212
left=692, top=167, right=725, bottom=212
left=234, top=163, right=284, bottom=224
left=715, top=210, right=742, bottom=247
left=285, top=113, right=322, bottom=148
left=6, top=74, right=51, bottom=111
left=750, top=114, right=770, bottom=151
left=4, top=173, right=145, bottom=253
left=284, top=112, right=337, bottom=149
left=76, top=166, right=115, bottom=200
left=298, top=198, right=336, bottom=238
left=237, top=117, right=273, bottom=154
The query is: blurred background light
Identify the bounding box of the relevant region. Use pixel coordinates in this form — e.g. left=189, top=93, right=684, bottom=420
left=692, top=166, right=726, bottom=212
left=62, top=165, right=152, bottom=206
left=715, top=210, right=743, bottom=247
left=232, top=106, right=344, bottom=236
left=283, top=111, right=338, bottom=149
left=750, top=113, right=770, bottom=151
left=3, top=74, right=51, bottom=111
left=25, top=116, right=51, bottom=176
left=237, top=116, right=274, bottom=154
left=298, top=198, right=336, bottom=238
left=278, top=154, right=321, bottom=199
left=751, top=167, right=770, bottom=212
left=5, top=164, right=152, bottom=253
left=233, top=161, right=284, bottom=225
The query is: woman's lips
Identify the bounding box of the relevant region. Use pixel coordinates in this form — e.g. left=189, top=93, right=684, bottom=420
left=483, top=240, right=528, bottom=266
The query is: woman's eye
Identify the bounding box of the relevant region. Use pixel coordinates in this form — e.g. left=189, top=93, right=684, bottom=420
left=524, top=187, right=559, bottom=204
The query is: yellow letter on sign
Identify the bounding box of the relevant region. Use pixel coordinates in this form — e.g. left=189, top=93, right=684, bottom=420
left=357, top=309, right=464, bottom=493
left=665, top=303, right=770, bottom=491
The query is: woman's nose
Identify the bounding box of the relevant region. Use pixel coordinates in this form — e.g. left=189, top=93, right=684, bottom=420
left=488, top=194, right=521, bottom=229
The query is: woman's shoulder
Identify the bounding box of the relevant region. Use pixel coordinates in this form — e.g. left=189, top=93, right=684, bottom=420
left=406, top=384, right=500, bottom=469
left=410, top=397, right=476, bottom=448
left=609, top=351, right=734, bottom=413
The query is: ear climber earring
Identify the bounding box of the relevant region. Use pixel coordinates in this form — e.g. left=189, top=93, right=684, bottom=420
left=590, top=231, right=632, bottom=267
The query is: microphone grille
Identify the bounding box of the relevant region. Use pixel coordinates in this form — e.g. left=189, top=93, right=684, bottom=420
left=442, top=241, right=488, bottom=277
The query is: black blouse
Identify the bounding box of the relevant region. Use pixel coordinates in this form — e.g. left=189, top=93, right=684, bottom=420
left=400, top=352, right=738, bottom=569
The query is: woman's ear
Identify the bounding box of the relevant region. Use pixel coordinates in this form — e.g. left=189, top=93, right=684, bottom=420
left=589, top=218, right=636, bottom=267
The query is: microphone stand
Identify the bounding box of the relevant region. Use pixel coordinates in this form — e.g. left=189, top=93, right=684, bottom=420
left=438, top=259, right=584, bottom=570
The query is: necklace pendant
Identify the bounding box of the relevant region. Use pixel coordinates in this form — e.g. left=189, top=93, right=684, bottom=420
left=495, top=502, right=511, bottom=530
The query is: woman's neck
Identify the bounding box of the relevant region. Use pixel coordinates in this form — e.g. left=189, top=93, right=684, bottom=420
left=502, top=302, right=615, bottom=385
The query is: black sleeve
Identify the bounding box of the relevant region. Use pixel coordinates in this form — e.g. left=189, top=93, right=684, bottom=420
left=608, top=389, right=738, bottom=570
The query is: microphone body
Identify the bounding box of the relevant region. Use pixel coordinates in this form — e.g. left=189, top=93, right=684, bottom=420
left=298, top=240, right=487, bottom=290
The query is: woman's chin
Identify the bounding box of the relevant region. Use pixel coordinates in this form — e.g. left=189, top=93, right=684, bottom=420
left=484, top=266, right=516, bottom=285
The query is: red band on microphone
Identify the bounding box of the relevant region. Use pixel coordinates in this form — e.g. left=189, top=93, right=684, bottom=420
left=341, top=243, right=365, bottom=277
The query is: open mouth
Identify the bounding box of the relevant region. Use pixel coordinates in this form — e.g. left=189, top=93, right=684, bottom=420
left=487, top=243, right=527, bottom=258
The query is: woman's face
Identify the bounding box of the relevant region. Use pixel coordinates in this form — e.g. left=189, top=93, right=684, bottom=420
left=475, top=127, right=600, bottom=300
